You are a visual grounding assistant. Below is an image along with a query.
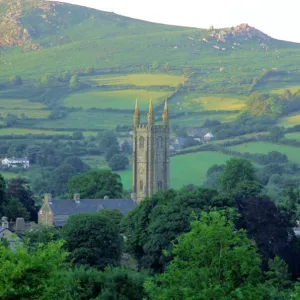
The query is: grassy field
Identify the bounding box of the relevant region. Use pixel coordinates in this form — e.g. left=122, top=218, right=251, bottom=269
left=118, top=151, right=232, bottom=190
left=0, top=99, right=45, bottom=109
left=33, top=111, right=133, bottom=130
left=0, top=171, right=23, bottom=180
left=81, top=155, right=108, bottom=168
left=170, top=94, right=245, bottom=112
left=285, top=132, right=300, bottom=141
left=230, top=141, right=300, bottom=164
left=0, top=109, right=50, bottom=119
left=84, top=73, right=183, bottom=87
left=64, top=89, right=171, bottom=110
left=278, top=114, right=300, bottom=127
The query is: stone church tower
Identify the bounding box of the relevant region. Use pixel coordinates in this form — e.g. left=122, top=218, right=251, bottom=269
left=132, top=99, right=170, bottom=203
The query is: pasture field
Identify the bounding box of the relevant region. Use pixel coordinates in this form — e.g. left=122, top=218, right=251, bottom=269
left=172, top=112, right=236, bottom=127
left=64, top=89, right=171, bottom=110
left=117, top=151, right=232, bottom=190
left=0, top=128, right=73, bottom=136
left=285, top=132, right=300, bottom=141
left=278, top=114, right=300, bottom=127
left=0, top=171, right=21, bottom=180
left=0, top=98, right=45, bottom=109
left=83, top=73, right=183, bottom=87
left=169, top=94, right=245, bottom=112
left=230, top=141, right=300, bottom=164
left=0, top=109, right=50, bottom=119
left=33, top=111, right=133, bottom=130
left=81, top=155, right=108, bottom=168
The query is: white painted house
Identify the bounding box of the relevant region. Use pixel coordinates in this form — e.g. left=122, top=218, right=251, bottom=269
left=204, top=133, right=214, bottom=141
left=1, top=157, right=30, bottom=169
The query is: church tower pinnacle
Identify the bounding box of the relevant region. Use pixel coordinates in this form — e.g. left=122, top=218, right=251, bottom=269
left=132, top=99, right=170, bottom=203
left=162, top=98, right=168, bottom=126
left=133, top=98, right=140, bottom=126
left=147, top=99, right=153, bottom=125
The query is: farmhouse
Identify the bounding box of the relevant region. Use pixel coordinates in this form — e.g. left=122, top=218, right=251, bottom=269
left=38, top=193, right=136, bottom=227
left=204, top=133, right=214, bottom=141
left=1, top=157, right=30, bottom=169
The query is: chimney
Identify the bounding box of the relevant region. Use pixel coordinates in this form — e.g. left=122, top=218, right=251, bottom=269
left=15, top=218, right=25, bottom=233
left=103, top=195, right=109, bottom=200
left=44, top=193, right=52, bottom=204
left=74, top=193, right=80, bottom=203
left=1, top=217, right=8, bottom=229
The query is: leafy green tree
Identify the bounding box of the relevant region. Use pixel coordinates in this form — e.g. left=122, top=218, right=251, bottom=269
left=39, top=74, right=58, bottom=87
left=98, top=209, right=124, bottom=228
left=219, top=158, right=256, bottom=193
left=5, top=114, right=18, bottom=127
left=269, top=126, right=285, bottom=142
left=121, top=140, right=132, bottom=154
left=98, top=130, right=119, bottom=151
left=0, top=241, right=71, bottom=299
left=64, top=156, right=90, bottom=173
left=3, top=198, right=30, bottom=220
left=62, top=213, right=122, bottom=269
left=48, top=164, right=76, bottom=196
left=64, top=266, right=148, bottom=300
left=73, top=130, right=84, bottom=139
left=69, top=75, right=81, bottom=90
left=23, top=226, right=61, bottom=249
left=122, top=188, right=232, bottom=272
left=68, top=169, right=123, bottom=199
left=10, top=75, right=22, bottom=86
left=105, top=144, right=120, bottom=162
left=145, top=211, right=266, bottom=299
left=0, top=173, right=7, bottom=215
left=7, top=178, right=37, bottom=221
left=109, top=154, right=129, bottom=171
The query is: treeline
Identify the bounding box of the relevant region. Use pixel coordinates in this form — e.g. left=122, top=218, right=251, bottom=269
left=2, top=158, right=300, bottom=299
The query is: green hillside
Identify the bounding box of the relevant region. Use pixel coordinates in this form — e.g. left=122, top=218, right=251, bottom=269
left=1, top=0, right=300, bottom=193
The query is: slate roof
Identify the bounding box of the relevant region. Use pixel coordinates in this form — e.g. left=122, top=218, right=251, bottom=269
left=49, top=198, right=136, bottom=216
left=0, top=227, right=7, bottom=233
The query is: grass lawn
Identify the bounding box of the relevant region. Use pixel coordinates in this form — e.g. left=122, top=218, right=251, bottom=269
left=81, top=155, right=108, bottom=168
left=34, top=111, right=133, bottom=130
left=0, top=128, right=73, bottom=136
left=269, top=86, right=300, bottom=95
left=0, top=109, right=50, bottom=119
left=117, top=151, right=232, bottom=190
left=84, top=73, right=183, bottom=87
left=230, top=141, right=300, bottom=164
left=278, top=114, right=300, bottom=127
left=0, top=171, right=23, bottom=180
left=285, top=132, right=300, bottom=141
left=64, top=89, right=171, bottom=110
left=0, top=98, right=45, bottom=109
left=172, top=112, right=236, bottom=127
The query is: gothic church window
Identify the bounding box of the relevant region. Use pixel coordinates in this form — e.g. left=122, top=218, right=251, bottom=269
left=139, top=136, right=145, bottom=149
left=140, top=181, right=144, bottom=191
left=157, top=181, right=163, bottom=190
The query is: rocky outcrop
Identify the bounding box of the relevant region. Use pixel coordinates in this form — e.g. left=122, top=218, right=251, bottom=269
left=209, top=23, right=271, bottom=42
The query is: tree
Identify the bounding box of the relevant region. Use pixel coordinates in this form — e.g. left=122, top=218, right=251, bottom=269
left=98, top=130, right=119, bottom=151
left=69, top=75, right=81, bottom=90
left=73, top=131, right=84, bottom=139
left=109, top=154, right=129, bottom=171
left=3, top=198, right=30, bottom=220
left=0, top=173, right=7, bottom=215
left=10, top=75, right=22, bottom=86
left=62, top=213, right=122, bottom=269
left=0, top=241, right=71, bottom=299
left=48, top=164, right=76, bottom=196
left=219, top=158, right=256, bottom=193
left=105, top=144, right=120, bottom=162
left=23, top=226, right=61, bottom=249
left=145, top=211, right=266, bottom=299
left=121, top=140, right=132, bottom=154
left=7, top=178, right=37, bottom=221
left=236, top=194, right=300, bottom=279
left=64, top=266, right=148, bottom=300
left=63, top=156, right=90, bottom=173
left=68, top=169, right=123, bottom=199
left=5, top=114, right=18, bottom=127
left=122, top=188, right=232, bottom=273
left=269, top=126, right=285, bottom=142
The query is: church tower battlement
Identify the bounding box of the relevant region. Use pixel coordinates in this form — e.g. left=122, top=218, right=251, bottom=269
left=132, top=99, right=170, bottom=203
